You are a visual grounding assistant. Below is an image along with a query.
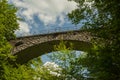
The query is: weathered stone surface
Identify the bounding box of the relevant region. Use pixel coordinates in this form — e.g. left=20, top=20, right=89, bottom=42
left=10, top=31, right=92, bottom=54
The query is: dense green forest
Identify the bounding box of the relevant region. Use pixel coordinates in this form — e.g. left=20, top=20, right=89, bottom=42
left=0, top=0, right=120, bottom=80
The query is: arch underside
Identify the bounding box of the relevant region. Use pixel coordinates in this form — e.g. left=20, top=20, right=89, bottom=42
left=14, top=40, right=92, bottom=64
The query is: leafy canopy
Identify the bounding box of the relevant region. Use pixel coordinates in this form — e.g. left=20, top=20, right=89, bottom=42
left=68, top=0, right=120, bottom=79
left=0, top=0, right=19, bottom=40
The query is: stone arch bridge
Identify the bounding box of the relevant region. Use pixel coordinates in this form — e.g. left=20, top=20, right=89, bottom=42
left=10, top=30, right=92, bottom=53
left=10, top=30, right=92, bottom=64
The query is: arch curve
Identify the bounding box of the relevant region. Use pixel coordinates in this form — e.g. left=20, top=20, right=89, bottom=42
left=15, top=40, right=92, bottom=64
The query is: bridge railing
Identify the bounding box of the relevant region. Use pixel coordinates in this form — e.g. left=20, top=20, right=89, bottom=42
left=17, top=25, right=81, bottom=37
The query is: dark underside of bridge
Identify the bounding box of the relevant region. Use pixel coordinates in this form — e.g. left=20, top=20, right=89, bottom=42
left=13, top=40, right=92, bottom=64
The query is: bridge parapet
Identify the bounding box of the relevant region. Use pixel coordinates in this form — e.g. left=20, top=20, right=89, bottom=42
left=10, top=30, right=92, bottom=54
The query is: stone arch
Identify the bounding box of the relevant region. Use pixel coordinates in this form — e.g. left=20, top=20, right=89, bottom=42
left=15, top=40, right=92, bottom=64
left=10, top=31, right=92, bottom=54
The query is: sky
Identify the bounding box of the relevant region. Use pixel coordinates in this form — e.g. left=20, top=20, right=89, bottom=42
left=9, top=0, right=81, bottom=37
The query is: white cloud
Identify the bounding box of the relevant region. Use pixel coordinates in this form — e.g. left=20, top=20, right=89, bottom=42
left=15, top=21, right=30, bottom=37
left=11, top=0, right=77, bottom=36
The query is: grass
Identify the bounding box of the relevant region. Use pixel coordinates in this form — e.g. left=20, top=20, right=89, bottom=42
left=14, top=40, right=92, bottom=64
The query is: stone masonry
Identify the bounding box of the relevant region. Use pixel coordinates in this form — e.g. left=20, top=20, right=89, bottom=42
left=10, top=31, right=92, bottom=54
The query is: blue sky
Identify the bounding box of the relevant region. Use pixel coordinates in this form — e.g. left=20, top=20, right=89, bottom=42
left=9, top=0, right=82, bottom=37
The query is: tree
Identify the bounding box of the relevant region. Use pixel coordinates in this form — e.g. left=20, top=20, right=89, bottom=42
left=0, top=0, right=19, bottom=40
left=0, top=0, right=25, bottom=79
left=2, top=64, right=34, bottom=80
left=0, top=0, right=43, bottom=80
left=48, top=41, right=89, bottom=80
left=68, top=0, right=120, bottom=79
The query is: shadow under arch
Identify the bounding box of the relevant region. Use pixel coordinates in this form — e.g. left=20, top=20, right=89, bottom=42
left=15, top=40, right=92, bottom=64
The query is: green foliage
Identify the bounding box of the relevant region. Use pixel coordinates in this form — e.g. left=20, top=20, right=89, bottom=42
left=0, top=0, right=34, bottom=80
left=49, top=41, right=89, bottom=80
left=0, top=0, right=19, bottom=65
left=54, top=41, right=73, bottom=53
left=2, top=63, right=34, bottom=80
left=68, top=0, right=120, bottom=79
left=32, top=63, right=62, bottom=80
left=0, top=0, right=19, bottom=40
left=0, top=31, right=16, bottom=80
left=28, top=55, right=63, bottom=80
